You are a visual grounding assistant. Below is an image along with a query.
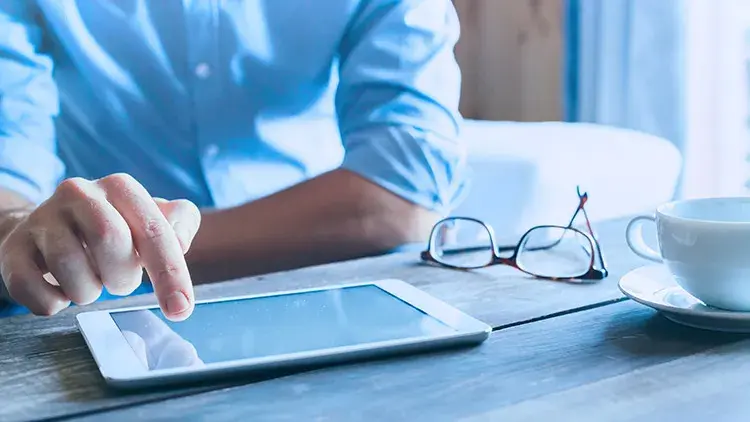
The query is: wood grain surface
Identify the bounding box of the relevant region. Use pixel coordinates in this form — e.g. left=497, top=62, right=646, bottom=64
left=0, top=217, right=645, bottom=421
left=86, top=301, right=750, bottom=421
left=454, top=0, right=563, bottom=121
left=472, top=339, right=750, bottom=422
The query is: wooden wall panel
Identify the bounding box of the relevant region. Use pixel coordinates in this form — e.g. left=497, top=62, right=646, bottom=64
left=453, top=0, right=563, bottom=122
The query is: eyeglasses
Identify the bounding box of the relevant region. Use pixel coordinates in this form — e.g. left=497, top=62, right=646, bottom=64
left=420, top=186, right=608, bottom=282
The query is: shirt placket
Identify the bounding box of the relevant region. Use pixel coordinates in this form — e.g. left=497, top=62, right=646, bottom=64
left=184, top=0, right=223, bottom=207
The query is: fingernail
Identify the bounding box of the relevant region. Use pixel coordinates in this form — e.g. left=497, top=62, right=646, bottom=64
left=165, top=291, right=190, bottom=316
left=172, top=221, right=192, bottom=252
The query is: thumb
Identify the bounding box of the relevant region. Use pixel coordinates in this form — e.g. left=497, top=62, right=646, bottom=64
left=154, top=198, right=202, bottom=254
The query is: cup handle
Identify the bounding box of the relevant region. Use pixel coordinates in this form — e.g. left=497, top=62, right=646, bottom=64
left=625, top=215, right=662, bottom=263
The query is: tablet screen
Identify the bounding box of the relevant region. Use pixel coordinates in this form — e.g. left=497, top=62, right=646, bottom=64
left=110, top=284, right=455, bottom=370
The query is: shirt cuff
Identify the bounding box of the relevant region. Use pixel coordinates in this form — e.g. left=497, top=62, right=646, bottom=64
left=340, top=125, right=470, bottom=216
left=0, top=136, right=64, bottom=204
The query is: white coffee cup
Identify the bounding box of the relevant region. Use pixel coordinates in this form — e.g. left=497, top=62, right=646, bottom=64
left=626, top=197, right=750, bottom=311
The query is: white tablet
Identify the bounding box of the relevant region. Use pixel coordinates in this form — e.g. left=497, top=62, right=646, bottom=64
left=76, top=279, right=491, bottom=389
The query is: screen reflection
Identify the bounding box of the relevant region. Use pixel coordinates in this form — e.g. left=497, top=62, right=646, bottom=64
left=111, top=285, right=454, bottom=370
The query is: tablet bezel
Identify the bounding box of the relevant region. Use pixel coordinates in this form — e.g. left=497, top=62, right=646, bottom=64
left=75, top=279, right=492, bottom=387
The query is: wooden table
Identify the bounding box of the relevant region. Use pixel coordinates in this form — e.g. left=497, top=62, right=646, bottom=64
left=2, top=217, right=748, bottom=421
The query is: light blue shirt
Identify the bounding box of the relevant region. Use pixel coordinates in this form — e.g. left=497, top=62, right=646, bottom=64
left=0, top=0, right=468, bottom=316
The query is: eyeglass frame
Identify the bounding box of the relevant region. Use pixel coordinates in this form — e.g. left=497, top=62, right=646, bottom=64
left=420, top=186, right=608, bottom=282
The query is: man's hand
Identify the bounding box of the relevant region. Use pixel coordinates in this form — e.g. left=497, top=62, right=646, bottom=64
left=0, top=173, right=201, bottom=320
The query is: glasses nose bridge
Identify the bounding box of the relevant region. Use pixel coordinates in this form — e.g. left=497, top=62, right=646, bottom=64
left=494, top=254, right=517, bottom=268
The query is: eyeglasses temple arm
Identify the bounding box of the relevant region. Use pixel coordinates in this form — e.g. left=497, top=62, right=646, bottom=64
left=581, top=205, right=608, bottom=273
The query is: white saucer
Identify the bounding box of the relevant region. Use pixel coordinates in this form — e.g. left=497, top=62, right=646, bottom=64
left=619, top=265, right=750, bottom=333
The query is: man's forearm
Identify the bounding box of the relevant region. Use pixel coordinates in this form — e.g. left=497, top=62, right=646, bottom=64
left=186, top=169, right=440, bottom=284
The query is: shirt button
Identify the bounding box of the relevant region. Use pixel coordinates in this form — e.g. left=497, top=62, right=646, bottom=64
left=205, top=144, right=219, bottom=157
left=195, top=63, right=211, bottom=79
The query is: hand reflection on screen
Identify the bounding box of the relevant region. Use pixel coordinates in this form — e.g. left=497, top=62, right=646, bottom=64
left=116, top=310, right=205, bottom=370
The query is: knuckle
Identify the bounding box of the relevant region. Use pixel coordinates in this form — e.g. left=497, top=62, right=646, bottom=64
left=55, top=177, right=90, bottom=199
left=100, top=172, right=138, bottom=190
left=53, top=179, right=107, bottom=221
left=154, top=263, right=182, bottom=284
left=143, top=219, right=168, bottom=240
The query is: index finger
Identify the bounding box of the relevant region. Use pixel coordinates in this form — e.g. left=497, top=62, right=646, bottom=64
left=98, top=174, right=194, bottom=321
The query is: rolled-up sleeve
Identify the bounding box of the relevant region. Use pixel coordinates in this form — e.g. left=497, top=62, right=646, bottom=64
left=336, top=0, right=469, bottom=216
left=0, top=1, right=64, bottom=204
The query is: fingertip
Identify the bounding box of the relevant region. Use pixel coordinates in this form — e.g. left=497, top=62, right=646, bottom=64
left=164, top=307, right=193, bottom=322
left=29, top=296, right=71, bottom=317
left=102, top=266, right=144, bottom=296
left=105, top=282, right=140, bottom=297
left=163, top=290, right=193, bottom=321
left=51, top=298, right=72, bottom=316
left=70, top=286, right=103, bottom=306
left=6, top=265, right=73, bottom=316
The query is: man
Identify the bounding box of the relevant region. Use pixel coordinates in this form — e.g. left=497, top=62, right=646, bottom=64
left=0, top=0, right=467, bottom=320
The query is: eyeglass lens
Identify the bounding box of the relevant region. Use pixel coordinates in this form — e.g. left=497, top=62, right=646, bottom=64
left=431, top=218, right=493, bottom=268
left=516, top=226, right=593, bottom=278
